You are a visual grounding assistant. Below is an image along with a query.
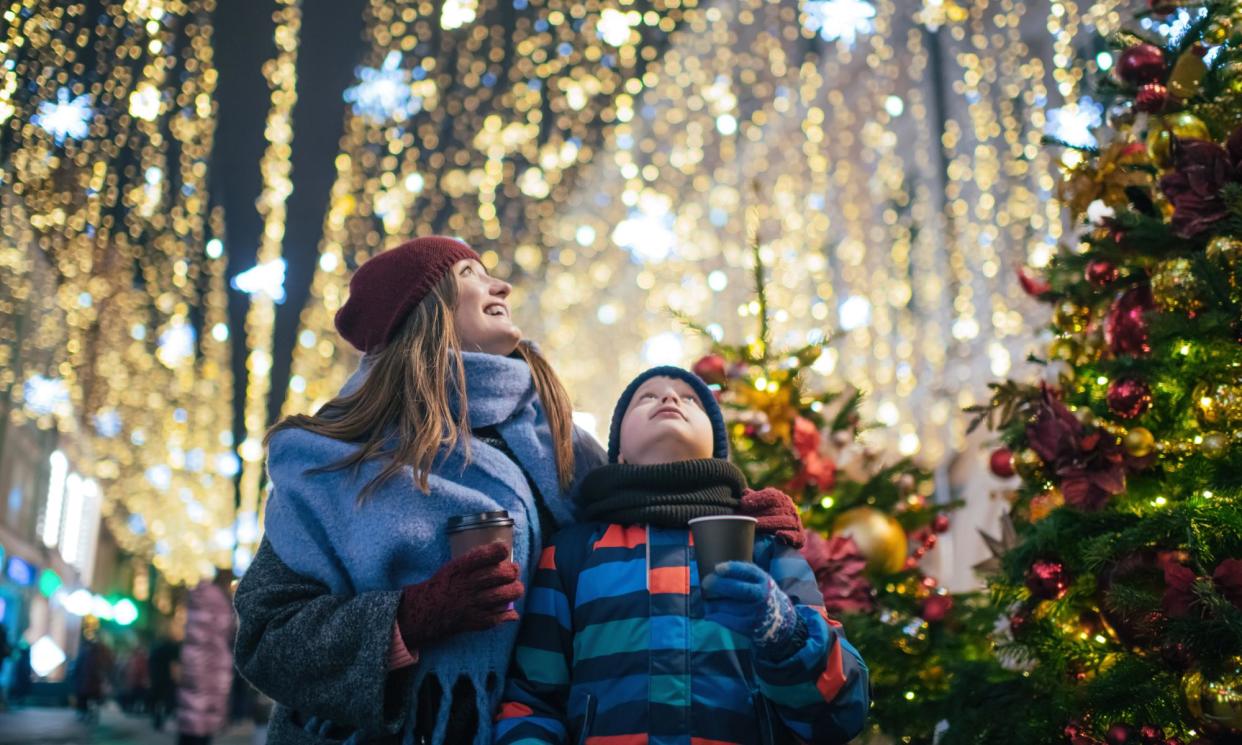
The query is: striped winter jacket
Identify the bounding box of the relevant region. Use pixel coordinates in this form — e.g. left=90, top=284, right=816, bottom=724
left=494, top=522, right=869, bottom=745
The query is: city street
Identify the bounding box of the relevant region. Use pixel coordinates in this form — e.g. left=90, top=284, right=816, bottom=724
left=0, top=706, right=258, bottom=745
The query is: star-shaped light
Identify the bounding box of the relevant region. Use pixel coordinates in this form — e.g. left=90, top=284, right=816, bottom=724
left=157, top=319, right=196, bottom=368
left=597, top=8, right=638, bottom=47
left=23, top=375, right=70, bottom=416
left=343, top=51, right=424, bottom=124
left=1045, top=96, right=1103, bottom=149
left=802, top=0, right=876, bottom=47
left=33, top=88, right=93, bottom=145
left=612, top=195, right=678, bottom=264
left=92, top=409, right=123, bottom=438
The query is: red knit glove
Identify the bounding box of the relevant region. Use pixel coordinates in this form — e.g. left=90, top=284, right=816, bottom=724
left=396, top=542, right=523, bottom=650
left=739, top=487, right=806, bottom=549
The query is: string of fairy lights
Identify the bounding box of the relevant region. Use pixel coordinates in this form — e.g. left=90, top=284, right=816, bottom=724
left=280, top=0, right=1129, bottom=477
left=0, top=0, right=236, bottom=586
left=1, top=0, right=1142, bottom=587
left=233, top=0, right=301, bottom=569
left=283, top=0, right=695, bottom=417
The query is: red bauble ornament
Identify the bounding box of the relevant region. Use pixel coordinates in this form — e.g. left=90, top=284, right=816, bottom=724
left=1116, top=44, right=1166, bottom=86
left=1105, top=286, right=1154, bottom=356
left=1139, top=725, right=1164, bottom=745
left=1135, top=83, right=1169, bottom=113
left=1009, top=607, right=1031, bottom=635
left=1107, top=377, right=1153, bottom=419
left=1106, top=724, right=1135, bottom=745
left=692, top=353, right=728, bottom=385
left=932, top=514, right=951, bottom=533
left=1025, top=559, right=1070, bottom=600
left=1017, top=266, right=1052, bottom=297
left=989, top=447, right=1016, bottom=478
left=1086, top=260, right=1119, bottom=287
left=922, top=593, right=954, bottom=622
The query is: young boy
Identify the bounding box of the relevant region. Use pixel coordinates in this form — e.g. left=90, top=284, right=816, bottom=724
left=495, top=366, right=869, bottom=745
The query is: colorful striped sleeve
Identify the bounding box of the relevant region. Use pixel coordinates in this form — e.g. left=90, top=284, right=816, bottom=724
left=753, top=541, right=870, bottom=743
left=494, top=543, right=575, bottom=745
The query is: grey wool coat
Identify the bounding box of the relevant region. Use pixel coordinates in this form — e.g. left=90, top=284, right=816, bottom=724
left=234, top=538, right=411, bottom=745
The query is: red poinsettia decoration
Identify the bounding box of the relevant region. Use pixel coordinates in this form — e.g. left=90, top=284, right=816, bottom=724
left=1025, top=387, right=1141, bottom=511
left=1159, top=124, right=1242, bottom=238
left=787, top=416, right=837, bottom=493
left=1163, top=558, right=1242, bottom=617
left=801, top=530, right=874, bottom=614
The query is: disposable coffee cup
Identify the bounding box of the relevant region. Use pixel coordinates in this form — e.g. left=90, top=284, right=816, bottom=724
left=446, top=511, right=515, bottom=559
left=447, top=511, right=517, bottom=611
left=688, top=515, right=757, bottom=580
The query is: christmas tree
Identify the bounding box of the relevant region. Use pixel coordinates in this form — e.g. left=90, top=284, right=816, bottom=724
left=945, top=3, right=1242, bottom=743
left=681, top=209, right=998, bottom=742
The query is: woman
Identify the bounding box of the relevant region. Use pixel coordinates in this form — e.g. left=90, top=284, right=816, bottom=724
left=177, top=572, right=236, bottom=745
left=234, top=236, right=803, bottom=745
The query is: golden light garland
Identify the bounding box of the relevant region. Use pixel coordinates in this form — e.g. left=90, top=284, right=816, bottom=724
left=282, top=0, right=1126, bottom=471
left=235, top=0, right=301, bottom=566
left=1, top=0, right=235, bottom=585
left=284, top=0, right=693, bottom=418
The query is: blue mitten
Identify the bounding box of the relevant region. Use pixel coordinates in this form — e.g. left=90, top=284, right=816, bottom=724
left=701, top=561, right=805, bottom=659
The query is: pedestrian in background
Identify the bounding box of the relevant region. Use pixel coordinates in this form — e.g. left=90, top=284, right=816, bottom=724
left=176, top=569, right=236, bottom=745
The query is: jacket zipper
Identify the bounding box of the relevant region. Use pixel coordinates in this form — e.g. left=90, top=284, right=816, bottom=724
left=577, top=693, right=596, bottom=745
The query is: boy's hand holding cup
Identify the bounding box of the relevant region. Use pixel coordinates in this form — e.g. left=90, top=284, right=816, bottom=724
left=701, top=561, right=803, bottom=661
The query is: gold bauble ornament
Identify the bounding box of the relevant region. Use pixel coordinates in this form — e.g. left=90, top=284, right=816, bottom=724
left=1194, top=381, right=1242, bottom=427
left=1147, top=112, right=1211, bottom=167
left=1207, top=236, right=1242, bottom=270
left=1202, top=431, right=1231, bottom=458
left=1184, top=657, right=1242, bottom=738
left=831, top=506, right=908, bottom=576
left=1168, top=45, right=1208, bottom=99
left=1150, top=257, right=1207, bottom=315
left=1146, top=124, right=1173, bottom=167
left=1052, top=300, right=1091, bottom=334
left=1013, top=448, right=1044, bottom=481
left=1049, top=337, right=1080, bottom=362
left=1168, top=110, right=1212, bottom=139
left=1124, top=427, right=1155, bottom=457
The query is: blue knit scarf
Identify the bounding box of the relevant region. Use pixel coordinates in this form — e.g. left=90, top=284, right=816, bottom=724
left=263, top=351, right=602, bottom=745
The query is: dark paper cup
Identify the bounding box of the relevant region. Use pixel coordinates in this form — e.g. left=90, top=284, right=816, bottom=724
left=688, top=515, right=757, bottom=580
left=446, top=511, right=515, bottom=558
left=447, top=511, right=516, bottom=611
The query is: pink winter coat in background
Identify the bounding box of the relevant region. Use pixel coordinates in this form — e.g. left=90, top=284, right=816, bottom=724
left=177, top=580, right=236, bottom=737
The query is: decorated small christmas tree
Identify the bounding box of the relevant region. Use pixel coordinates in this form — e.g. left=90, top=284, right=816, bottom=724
left=680, top=207, right=997, bottom=742
left=945, top=3, right=1242, bottom=743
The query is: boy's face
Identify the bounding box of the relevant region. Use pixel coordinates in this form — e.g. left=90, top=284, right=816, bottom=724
left=618, top=376, right=714, bottom=466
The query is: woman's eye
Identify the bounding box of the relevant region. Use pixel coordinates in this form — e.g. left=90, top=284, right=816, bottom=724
left=461, top=266, right=473, bottom=276
left=641, top=392, right=657, bottom=399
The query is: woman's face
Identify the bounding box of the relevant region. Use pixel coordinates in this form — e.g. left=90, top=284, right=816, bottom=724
left=451, top=258, right=521, bottom=356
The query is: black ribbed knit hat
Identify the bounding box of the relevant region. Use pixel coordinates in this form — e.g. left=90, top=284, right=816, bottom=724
left=607, top=366, right=728, bottom=463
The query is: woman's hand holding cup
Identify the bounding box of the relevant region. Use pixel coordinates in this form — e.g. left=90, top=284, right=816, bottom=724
left=396, top=542, right=523, bottom=650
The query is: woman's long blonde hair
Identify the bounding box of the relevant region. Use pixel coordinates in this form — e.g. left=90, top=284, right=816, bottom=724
left=266, top=271, right=576, bottom=501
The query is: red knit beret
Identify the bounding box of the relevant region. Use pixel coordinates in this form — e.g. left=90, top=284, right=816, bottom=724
left=334, top=236, right=480, bottom=353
